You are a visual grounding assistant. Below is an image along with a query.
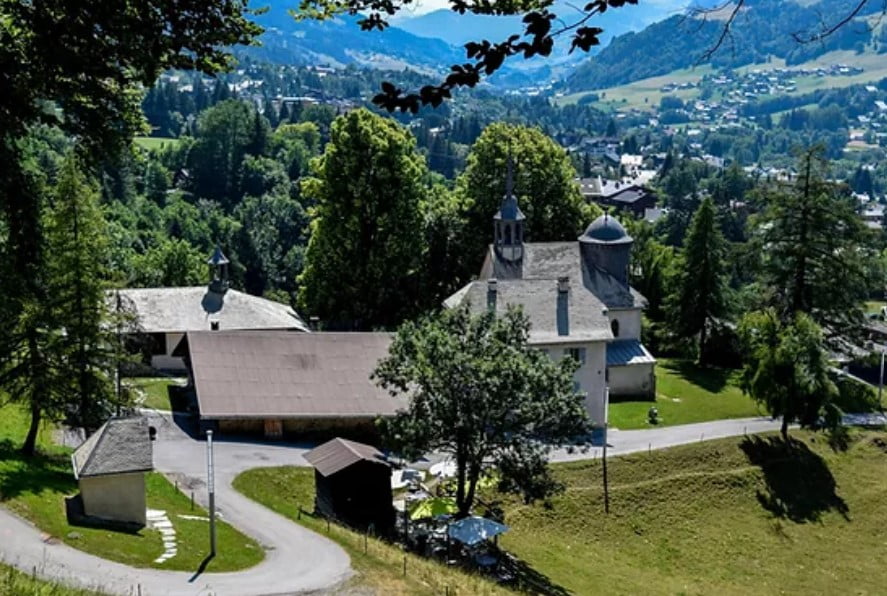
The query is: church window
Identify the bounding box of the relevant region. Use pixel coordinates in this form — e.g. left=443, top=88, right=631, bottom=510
left=611, top=319, right=620, bottom=338
left=568, top=347, right=586, bottom=364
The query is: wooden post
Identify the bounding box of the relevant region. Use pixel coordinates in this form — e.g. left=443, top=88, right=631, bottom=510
left=207, top=430, right=216, bottom=557
left=403, top=554, right=407, bottom=576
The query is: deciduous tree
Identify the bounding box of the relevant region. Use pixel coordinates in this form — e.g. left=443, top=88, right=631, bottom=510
left=374, top=305, right=589, bottom=517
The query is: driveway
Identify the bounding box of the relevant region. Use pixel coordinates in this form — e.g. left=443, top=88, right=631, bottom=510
left=0, top=411, right=351, bottom=596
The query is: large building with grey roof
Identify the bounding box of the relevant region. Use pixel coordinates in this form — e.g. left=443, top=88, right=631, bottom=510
left=114, top=246, right=308, bottom=371
left=445, top=183, right=655, bottom=426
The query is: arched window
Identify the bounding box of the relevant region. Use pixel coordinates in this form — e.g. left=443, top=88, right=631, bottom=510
left=611, top=319, right=620, bottom=338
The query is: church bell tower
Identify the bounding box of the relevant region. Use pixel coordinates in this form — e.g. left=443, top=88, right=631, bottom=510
left=493, top=156, right=525, bottom=262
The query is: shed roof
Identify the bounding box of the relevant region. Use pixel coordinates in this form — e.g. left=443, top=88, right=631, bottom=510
left=111, top=287, right=309, bottom=334
left=72, top=417, right=153, bottom=479
left=183, top=331, right=401, bottom=419
left=606, top=340, right=656, bottom=366
left=304, top=437, right=389, bottom=477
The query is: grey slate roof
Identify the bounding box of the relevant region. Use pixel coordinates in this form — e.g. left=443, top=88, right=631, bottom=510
left=113, top=287, right=309, bottom=334
left=184, top=331, right=401, bottom=419
left=444, top=278, right=613, bottom=344
left=72, top=417, right=153, bottom=479
left=606, top=340, right=656, bottom=366
left=480, top=242, right=646, bottom=310
left=304, top=438, right=389, bottom=477
left=581, top=214, right=633, bottom=244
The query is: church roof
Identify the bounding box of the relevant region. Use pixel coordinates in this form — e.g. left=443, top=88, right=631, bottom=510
left=111, top=287, right=309, bottom=334
left=480, top=242, right=646, bottom=310
left=443, top=278, right=614, bottom=344
left=580, top=214, right=632, bottom=244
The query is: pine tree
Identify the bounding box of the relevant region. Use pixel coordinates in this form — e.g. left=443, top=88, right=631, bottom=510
left=44, top=153, right=121, bottom=432
left=667, top=196, right=729, bottom=364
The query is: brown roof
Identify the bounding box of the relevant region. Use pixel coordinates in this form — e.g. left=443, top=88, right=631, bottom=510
left=184, top=331, right=402, bottom=419
left=304, top=437, right=389, bottom=476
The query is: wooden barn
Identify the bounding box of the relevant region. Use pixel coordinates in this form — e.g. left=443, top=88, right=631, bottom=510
left=304, top=438, right=395, bottom=533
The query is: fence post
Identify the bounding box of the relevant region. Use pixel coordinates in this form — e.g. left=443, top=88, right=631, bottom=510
left=364, top=531, right=368, bottom=554
left=403, top=554, right=407, bottom=576
left=190, top=491, right=194, bottom=511
left=327, top=517, right=330, bottom=533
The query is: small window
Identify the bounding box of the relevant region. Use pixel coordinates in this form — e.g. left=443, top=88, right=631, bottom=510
left=568, top=347, right=586, bottom=364
left=611, top=319, right=620, bottom=338
left=573, top=380, right=582, bottom=394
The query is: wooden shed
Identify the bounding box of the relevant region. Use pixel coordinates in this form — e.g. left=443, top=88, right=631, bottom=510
left=304, top=438, right=394, bottom=532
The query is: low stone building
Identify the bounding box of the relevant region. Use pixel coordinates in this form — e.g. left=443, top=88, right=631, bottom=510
left=71, top=417, right=154, bottom=526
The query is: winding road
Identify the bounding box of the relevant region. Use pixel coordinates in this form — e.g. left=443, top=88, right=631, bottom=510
left=0, top=413, right=782, bottom=595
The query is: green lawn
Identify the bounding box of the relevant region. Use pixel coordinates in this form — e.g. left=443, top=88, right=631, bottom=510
left=0, top=403, right=263, bottom=573
left=123, top=376, right=185, bottom=411
left=608, top=358, right=761, bottom=430
left=233, top=467, right=508, bottom=595
left=0, top=562, right=105, bottom=595
left=133, top=136, right=179, bottom=151
left=500, top=429, right=887, bottom=595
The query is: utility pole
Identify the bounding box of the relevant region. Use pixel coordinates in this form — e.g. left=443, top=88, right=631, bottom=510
left=879, top=350, right=885, bottom=409
left=206, top=430, right=217, bottom=557
left=602, top=388, right=610, bottom=514
left=115, top=291, right=122, bottom=416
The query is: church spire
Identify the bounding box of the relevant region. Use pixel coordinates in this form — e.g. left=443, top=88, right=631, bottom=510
left=207, top=244, right=230, bottom=294
left=493, top=154, right=525, bottom=262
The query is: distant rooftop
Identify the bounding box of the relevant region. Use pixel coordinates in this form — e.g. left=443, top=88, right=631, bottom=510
left=72, top=417, right=153, bottom=479
left=112, top=287, right=309, bottom=334
left=305, top=437, right=388, bottom=477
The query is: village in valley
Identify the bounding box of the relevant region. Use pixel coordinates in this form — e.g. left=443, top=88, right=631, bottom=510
left=4, top=1, right=887, bottom=596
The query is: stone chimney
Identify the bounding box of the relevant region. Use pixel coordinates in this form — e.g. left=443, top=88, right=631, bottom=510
left=487, top=278, right=498, bottom=311
left=210, top=320, right=220, bottom=331
left=557, top=277, right=569, bottom=336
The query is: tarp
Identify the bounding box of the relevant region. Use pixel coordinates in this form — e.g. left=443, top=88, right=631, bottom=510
left=409, top=497, right=457, bottom=520
left=447, top=516, right=509, bottom=545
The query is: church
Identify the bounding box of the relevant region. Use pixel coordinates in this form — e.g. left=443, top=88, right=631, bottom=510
left=444, top=173, right=656, bottom=427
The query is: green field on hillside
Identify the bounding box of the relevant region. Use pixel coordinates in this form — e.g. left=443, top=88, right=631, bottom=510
left=609, top=358, right=760, bottom=430
left=500, top=429, right=887, bottom=595
left=133, top=136, right=179, bottom=151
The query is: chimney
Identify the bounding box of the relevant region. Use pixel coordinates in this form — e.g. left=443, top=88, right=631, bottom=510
left=210, top=320, right=220, bottom=331
left=487, top=278, right=498, bottom=311
left=309, top=316, right=320, bottom=331
left=556, top=277, right=569, bottom=336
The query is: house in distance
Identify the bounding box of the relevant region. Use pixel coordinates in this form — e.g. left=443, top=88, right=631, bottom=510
left=113, top=245, right=308, bottom=372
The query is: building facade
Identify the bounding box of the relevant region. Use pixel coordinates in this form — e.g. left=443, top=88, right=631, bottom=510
left=445, top=183, right=655, bottom=427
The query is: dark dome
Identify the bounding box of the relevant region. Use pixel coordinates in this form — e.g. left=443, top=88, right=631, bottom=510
left=580, top=214, right=632, bottom=244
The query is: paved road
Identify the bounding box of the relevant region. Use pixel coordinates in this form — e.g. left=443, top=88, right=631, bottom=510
left=0, top=413, right=784, bottom=595
left=0, top=411, right=351, bottom=596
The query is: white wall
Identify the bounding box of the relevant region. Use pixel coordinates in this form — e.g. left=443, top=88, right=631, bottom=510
left=80, top=472, right=147, bottom=525
left=536, top=342, right=608, bottom=427
left=609, top=362, right=655, bottom=399
left=607, top=308, right=642, bottom=341
left=150, top=332, right=187, bottom=372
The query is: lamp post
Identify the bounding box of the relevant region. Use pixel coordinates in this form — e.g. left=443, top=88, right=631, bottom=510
left=206, top=430, right=216, bottom=557
left=602, top=387, right=610, bottom=514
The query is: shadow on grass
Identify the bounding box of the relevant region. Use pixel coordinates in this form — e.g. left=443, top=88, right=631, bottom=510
left=0, top=439, right=74, bottom=502
left=740, top=435, right=849, bottom=523
left=663, top=360, right=733, bottom=394
left=501, top=553, right=571, bottom=596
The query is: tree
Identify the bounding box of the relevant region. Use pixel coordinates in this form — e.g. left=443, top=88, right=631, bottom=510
left=374, top=305, right=590, bottom=517
left=667, top=197, right=729, bottom=363
left=129, top=238, right=206, bottom=288
left=44, top=154, right=123, bottom=432
left=454, top=123, right=597, bottom=282
left=297, top=109, right=427, bottom=329
left=752, top=146, right=878, bottom=340
left=739, top=309, right=837, bottom=440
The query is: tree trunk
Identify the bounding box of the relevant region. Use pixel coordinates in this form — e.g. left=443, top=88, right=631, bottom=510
left=21, top=404, right=40, bottom=457
left=698, top=320, right=708, bottom=366
left=455, top=448, right=469, bottom=518
left=781, top=416, right=789, bottom=442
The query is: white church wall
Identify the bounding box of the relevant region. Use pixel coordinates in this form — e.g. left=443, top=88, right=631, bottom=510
left=607, top=308, right=642, bottom=341
left=535, top=342, right=608, bottom=427
left=608, top=362, right=655, bottom=399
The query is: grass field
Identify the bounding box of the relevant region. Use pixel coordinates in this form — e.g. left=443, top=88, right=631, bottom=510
left=500, top=429, right=887, bottom=595
left=0, top=563, right=105, bottom=595
left=608, top=358, right=761, bottom=430
left=0, top=403, right=263, bottom=573
left=133, top=136, right=179, bottom=151
left=233, top=467, right=508, bottom=595
left=123, top=376, right=185, bottom=411
left=238, top=429, right=887, bottom=595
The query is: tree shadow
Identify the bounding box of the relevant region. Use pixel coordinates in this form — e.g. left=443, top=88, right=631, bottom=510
left=0, top=439, right=74, bottom=502
left=664, top=360, right=732, bottom=394
left=498, top=552, right=571, bottom=596
left=739, top=435, right=849, bottom=523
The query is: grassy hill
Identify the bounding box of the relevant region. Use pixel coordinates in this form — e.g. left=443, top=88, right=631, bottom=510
left=501, top=429, right=887, bottom=595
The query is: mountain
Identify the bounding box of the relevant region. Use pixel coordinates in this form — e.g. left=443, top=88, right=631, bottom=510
left=564, top=0, right=881, bottom=92
left=241, top=2, right=461, bottom=75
